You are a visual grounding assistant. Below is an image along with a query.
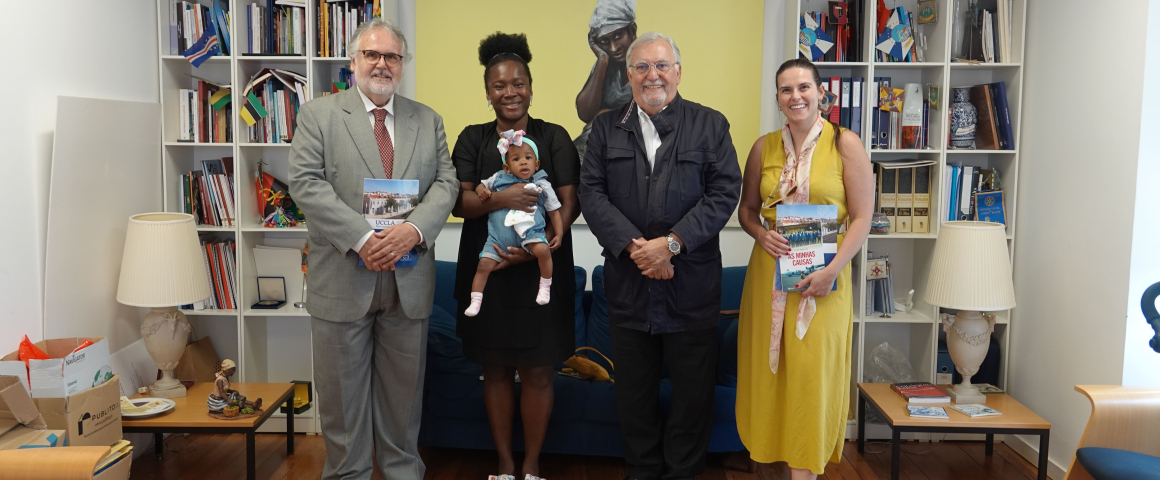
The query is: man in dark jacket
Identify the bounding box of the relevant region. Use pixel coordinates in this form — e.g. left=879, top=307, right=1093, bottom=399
left=578, top=31, right=742, bottom=480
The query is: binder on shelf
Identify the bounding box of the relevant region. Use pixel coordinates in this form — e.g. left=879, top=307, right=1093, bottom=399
left=851, top=77, right=863, bottom=137
left=988, top=81, right=1014, bottom=149
left=913, top=165, right=931, bottom=233
left=895, top=167, right=913, bottom=233
left=959, top=165, right=974, bottom=220
left=877, top=165, right=897, bottom=233
left=840, top=78, right=850, bottom=128
left=829, top=78, right=842, bottom=124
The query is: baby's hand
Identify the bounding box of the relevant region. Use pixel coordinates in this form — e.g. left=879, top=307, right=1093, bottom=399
left=475, top=184, right=492, bottom=201
left=548, top=234, right=562, bottom=251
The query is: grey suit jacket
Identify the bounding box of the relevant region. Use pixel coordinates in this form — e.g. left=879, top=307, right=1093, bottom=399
left=288, top=89, right=458, bottom=322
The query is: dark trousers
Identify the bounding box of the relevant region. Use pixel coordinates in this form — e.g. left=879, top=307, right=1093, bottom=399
left=611, top=324, right=718, bottom=480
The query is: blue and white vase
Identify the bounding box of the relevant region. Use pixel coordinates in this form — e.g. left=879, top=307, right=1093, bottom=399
left=949, top=87, right=977, bottom=149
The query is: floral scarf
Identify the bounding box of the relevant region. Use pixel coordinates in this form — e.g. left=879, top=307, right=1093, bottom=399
left=768, top=115, right=826, bottom=374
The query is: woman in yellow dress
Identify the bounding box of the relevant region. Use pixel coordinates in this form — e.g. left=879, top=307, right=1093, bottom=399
left=735, top=58, right=874, bottom=479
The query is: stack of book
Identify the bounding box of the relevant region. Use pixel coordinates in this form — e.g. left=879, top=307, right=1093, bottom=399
left=319, top=0, right=382, bottom=58
left=944, top=164, right=1003, bottom=223
left=192, top=239, right=237, bottom=310
left=244, top=0, right=307, bottom=55
left=169, top=0, right=230, bottom=56
left=955, top=0, right=1015, bottom=63
left=178, top=78, right=232, bottom=143
left=871, top=79, right=934, bottom=150
left=873, top=160, right=936, bottom=234
left=244, top=68, right=308, bottom=143
left=180, top=158, right=236, bottom=227
left=822, top=77, right=863, bottom=138
left=802, top=1, right=864, bottom=62
left=892, top=382, right=951, bottom=404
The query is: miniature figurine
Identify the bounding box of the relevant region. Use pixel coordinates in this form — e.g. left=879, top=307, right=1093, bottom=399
left=207, top=359, right=262, bottom=413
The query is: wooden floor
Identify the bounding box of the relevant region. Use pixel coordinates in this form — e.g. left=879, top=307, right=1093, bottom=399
left=129, top=433, right=1045, bottom=480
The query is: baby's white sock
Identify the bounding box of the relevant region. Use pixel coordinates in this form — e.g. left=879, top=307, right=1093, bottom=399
left=536, top=277, right=552, bottom=305
left=465, top=292, right=484, bottom=317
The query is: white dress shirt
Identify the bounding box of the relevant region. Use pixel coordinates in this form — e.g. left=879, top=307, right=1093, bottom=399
left=636, top=105, right=665, bottom=171
left=352, top=86, right=425, bottom=253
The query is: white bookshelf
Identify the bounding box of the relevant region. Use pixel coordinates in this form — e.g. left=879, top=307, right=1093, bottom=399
left=155, top=0, right=363, bottom=434
left=789, top=0, right=1026, bottom=439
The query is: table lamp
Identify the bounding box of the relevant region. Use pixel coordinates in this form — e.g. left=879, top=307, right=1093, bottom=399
left=116, top=213, right=211, bottom=398
left=924, top=221, right=1015, bottom=404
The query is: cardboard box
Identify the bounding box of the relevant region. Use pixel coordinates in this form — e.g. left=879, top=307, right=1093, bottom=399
left=0, top=375, right=65, bottom=450
left=0, top=337, right=114, bottom=399
left=94, top=452, right=132, bottom=480
left=35, top=373, right=122, bottom=447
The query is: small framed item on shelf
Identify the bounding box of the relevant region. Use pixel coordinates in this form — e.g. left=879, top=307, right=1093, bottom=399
left=252, top=276, right=287, bottom=309
left=280, top=380, right=313, bottom=415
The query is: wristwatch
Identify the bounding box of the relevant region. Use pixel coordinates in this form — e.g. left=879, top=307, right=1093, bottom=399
left=666, top=234, right=681, bottom=256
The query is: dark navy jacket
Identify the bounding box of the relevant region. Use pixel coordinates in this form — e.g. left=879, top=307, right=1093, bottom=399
left=578, top=95, right=742, bottom=334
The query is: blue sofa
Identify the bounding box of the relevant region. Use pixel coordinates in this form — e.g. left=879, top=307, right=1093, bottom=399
left=419, top=260, right=748, bottom=457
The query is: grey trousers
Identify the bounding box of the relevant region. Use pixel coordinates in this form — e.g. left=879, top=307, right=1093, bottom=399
left=312, top=272, right=429, bottom=480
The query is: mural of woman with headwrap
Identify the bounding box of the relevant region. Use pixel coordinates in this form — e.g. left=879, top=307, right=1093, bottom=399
left=573, top=0, right=637, bottom=159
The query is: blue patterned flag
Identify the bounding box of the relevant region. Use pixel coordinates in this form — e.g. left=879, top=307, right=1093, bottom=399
left=183, top=20, right=220, bottom=68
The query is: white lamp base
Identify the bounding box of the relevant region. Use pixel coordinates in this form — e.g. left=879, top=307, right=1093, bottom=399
left=948, top=386, right=987, bottom=404
left=148, top=383, right=187, bottom=399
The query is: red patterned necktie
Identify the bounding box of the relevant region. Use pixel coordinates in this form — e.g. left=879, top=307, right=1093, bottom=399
left=372, top=108, right=394, bottom=179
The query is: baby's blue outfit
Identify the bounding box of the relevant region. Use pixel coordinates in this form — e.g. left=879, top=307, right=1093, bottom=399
left=479, top=170, right=561, bottom=262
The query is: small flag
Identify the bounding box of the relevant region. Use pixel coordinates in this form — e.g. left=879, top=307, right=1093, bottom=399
left=183, top=20, right=220, bottom=68
left=240, top=90, right=268, bottom=126
left=209, top=89, right=231, bottom=111
left=332, top=82, right=347, bottom=93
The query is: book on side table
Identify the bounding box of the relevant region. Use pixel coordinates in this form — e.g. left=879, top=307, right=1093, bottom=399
left=891, top=382, right=951, bottom=404
left=950, top=404, right=1003, bottom=417
left=907, top=405, right=949, bottom=419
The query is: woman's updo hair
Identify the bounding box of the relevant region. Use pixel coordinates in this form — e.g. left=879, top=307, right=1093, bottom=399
left=478, top=32, right=533, bottom=85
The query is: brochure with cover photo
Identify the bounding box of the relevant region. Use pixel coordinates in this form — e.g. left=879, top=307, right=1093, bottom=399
left=949, top=404, right=1002, bottom=417
left=360, top=179, right=420, bottom=267
left=775, top=204, right=840, bottom=292
left=907, top=405, right=949, bottom=419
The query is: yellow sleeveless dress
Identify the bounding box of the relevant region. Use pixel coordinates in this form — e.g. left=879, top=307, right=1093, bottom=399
left=735, top=123, right=854, bottom=474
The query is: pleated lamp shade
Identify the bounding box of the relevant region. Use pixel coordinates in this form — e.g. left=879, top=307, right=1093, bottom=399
left=923, top=221, right=1016, bottom=311
left=116, top=213, right=211, bottom=307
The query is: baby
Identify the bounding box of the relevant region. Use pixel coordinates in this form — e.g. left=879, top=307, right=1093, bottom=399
left=464, top=130, right=562, bottom=317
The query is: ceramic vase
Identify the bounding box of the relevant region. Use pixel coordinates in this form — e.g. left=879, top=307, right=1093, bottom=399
left=949, top=87, right=977, bottom=149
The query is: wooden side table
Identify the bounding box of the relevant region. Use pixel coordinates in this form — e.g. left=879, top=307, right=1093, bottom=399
left=856, top=383, right=1052, bottom=480
left=123, top=382, right=295, bottom=480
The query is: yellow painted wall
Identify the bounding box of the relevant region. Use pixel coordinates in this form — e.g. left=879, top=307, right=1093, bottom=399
left=415, top=0, right=765, bottom=166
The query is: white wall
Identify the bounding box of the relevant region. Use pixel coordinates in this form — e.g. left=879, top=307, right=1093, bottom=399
left=0, top=3, right=159, bottom=346
left=1122, top=0, right=1160, bottom=388
left=1011, top=0, right=1151, bottom=472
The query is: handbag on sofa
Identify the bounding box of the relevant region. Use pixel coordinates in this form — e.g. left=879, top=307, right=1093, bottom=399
left=561, top=347, right=615, bottom=383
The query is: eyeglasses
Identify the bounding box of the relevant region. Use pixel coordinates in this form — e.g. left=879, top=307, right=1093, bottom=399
left=360, top=50, right=404, bottom=67
left=630, top=61, right=677, bottom=75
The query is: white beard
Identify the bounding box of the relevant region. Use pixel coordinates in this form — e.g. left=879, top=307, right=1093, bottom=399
left=357, top=70, right=398, bottom=98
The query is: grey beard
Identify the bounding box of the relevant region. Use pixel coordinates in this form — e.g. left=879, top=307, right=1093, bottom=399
left=359, top=76, right=397, bottom=97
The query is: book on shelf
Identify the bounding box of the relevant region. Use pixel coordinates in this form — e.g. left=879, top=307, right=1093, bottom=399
left=895, top=167, right=913, bottom=233
left=913, top=165, right=931, bottom=233
left=180, top=239, right=236, bottom=311
left=873, top=160, right=935, bottom=234
left=244, top=0, right=306, bottom=55
left=907, top=405, right=949, bottom=419
left=243, top=68, right=308, bottom=143
left=891, top=382, right=951, bottom=404
left=950, top=404, right=1003, bottom=417
left=877, top=165, right=896, bottom=232
left=872, top=79, right=934, bottom=150
left=180, top=157, right=236, bottom=227
left=171, top=1, right=230, bottom=57
left=178, top=77, right=232, bottom=143
left=955, top=0, right=1013, bottom=63
left=970, top=84, right=1001, bottom=150
left=774, top=205, right=840, bottom=292
left=319, top=0, right=382, bottom=58
left=799, top=2, right=863, bottom=62
left=944, top=164, right=1003, bottom=222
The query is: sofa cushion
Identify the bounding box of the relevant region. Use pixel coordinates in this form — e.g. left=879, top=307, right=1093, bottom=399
left=426, top=305, right=482, bottom=376
left=716, top=315, right=739, bottom=388
left=433, top=260, right=459, bottom=316
left=574, top=266, right=587, bottom=349
left=720, top=266, right=747, bottom=311
left=1076, top=447, right=1160, bottom=480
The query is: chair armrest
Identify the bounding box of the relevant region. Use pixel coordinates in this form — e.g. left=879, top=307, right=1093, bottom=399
left=0, top=446, right=111, bottom=480
left=1074, top=385, right=1160, bottom=457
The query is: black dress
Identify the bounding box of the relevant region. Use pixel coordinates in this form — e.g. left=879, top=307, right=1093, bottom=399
left=452, top=117, right=580, bottom=367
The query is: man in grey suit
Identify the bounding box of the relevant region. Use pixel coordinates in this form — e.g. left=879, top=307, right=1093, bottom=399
left=288, top=18, right=458, bottom=480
